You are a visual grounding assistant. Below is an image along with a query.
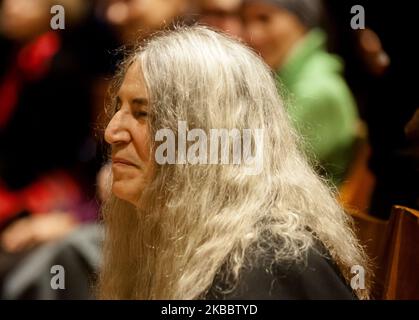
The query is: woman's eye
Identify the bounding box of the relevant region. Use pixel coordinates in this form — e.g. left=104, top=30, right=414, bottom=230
left=258, top=14, right=270, bottom=23
left=134, top=111, right=148, bottom=119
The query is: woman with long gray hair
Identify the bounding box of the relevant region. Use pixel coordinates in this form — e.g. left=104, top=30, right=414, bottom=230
left=98, top=25, right=370, bottom=299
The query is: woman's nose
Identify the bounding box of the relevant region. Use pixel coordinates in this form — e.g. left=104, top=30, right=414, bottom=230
left=104, top=112, right=131, bottom=145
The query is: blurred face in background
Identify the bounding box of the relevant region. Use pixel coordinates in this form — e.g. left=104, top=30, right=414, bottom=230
left=104, top=60, right=154, bottom=205
left=104, top=0, right=190, bottom=43
left=198, top=0, right=243, bottom=39
left=0, top=0, right=50, bottom=41
left=242, top=1, right=306, bottom=69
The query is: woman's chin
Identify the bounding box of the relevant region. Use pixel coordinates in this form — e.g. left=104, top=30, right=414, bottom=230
left=112, top=182, right=140, bottom=206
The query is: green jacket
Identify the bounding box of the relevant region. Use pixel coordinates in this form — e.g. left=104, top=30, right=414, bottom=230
left=277, top=29, right=358, bottom=185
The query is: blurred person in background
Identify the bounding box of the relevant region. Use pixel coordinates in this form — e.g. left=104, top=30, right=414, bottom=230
left=100, top=0, right=192, bottom=45
left=0, top=0, right=114, bottom=299
left=242, top=0, right=359, bottom=187
left=323, top=1, right=419, bottom=218
left=95, top=0, right=194, bottom=120
left=0, top=0, right=101, bottom=267
left=195, top=0, right=244, bottom=39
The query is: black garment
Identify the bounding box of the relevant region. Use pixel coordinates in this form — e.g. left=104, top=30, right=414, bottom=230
left=206, top=240, right=357, bottom=300
left=0, top=224, right=103, bottom=299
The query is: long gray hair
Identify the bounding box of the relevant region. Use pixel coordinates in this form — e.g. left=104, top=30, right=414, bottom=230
left=98, top=25, right=370, bottom=299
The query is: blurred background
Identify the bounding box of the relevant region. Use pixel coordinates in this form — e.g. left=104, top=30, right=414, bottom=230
left=0, top=0, right=417, bottom=299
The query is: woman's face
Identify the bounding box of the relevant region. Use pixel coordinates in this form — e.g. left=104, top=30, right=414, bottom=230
left=0, top=0, right=50, bottom=41
left=105, top=0, right=189, bottom=42
left=242, top=2, right=306, bottom=69
left=104, top=61, right=154, bottom=205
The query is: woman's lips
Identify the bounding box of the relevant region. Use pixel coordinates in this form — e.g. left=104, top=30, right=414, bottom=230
left=112, top=157, right=139, bottom=168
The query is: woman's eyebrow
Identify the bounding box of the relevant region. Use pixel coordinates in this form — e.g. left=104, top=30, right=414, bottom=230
left=132, top=97, right=149, bottom=106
